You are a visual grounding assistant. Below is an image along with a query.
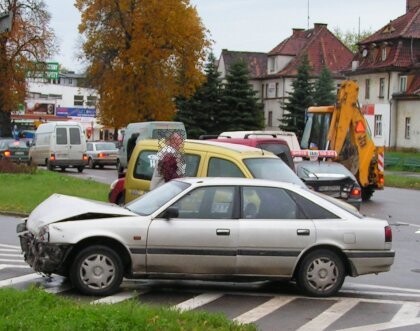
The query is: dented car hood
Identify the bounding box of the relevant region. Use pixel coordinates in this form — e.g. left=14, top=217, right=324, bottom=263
left=27, top=194, right=137, bottom=233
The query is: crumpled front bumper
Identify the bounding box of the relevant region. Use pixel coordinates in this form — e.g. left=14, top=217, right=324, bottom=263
left=17, top=222, right=71, bottom=275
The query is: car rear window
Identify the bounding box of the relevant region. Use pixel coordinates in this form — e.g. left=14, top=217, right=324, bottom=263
left=244, top=158, right=305, bottom=186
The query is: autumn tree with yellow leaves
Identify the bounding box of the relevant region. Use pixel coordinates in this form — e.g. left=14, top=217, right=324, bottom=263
left=75, top=0, right=210, bottom=128
left=0, top=0, right=56, bottom=137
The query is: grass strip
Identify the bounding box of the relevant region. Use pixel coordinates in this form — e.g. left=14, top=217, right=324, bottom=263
left=0, top=287, right=255, bottom=331
left=386, top=174, right=420, bottom=190
left=0, top=170, right=109, bottom=215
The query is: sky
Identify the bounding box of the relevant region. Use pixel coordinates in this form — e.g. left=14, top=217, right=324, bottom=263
left=44, top=0, right=407, bottom=73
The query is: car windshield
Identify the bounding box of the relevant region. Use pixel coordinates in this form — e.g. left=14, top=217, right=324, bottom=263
left=8, top=141, right=28, bottom=148
left=297, top=162, right=354, bottom=179
left=244, top=158, right=305, bottom=186
left=125, top=180, right=190, bottom=215
left=96, top=142, right=117, bottom=150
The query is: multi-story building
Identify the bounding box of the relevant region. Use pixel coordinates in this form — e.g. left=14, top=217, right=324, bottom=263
left=345, top=0, right=420, bottom=149
left=11, top=70, right=115, bottom=141
left=218, top=23, right=353, bottom=130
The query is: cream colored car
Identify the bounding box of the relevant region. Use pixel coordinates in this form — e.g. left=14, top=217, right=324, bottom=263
left=17, top=177, right=395, bottom=297
left=123, top=139, right=304, bottom=203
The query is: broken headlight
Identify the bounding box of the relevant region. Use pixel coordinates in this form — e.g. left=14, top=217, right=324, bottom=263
left=37, top=225, right=50, bottom=243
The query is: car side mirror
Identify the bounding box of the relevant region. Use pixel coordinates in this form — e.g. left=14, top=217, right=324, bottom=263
left=161, top=206, right=179, bottom=219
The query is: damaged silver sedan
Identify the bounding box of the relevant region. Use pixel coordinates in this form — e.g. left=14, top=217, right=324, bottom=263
left=17, top=177, right=395, bottom=297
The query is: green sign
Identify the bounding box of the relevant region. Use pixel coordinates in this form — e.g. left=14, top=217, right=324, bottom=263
left=27, top=62, right=60, bottom=80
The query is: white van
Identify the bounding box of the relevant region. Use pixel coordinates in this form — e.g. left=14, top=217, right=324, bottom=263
left=118, top=121, right=186, bottom=173
left=29, top=121, right=88, bottom=172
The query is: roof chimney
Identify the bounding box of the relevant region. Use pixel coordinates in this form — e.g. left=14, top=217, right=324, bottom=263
left=407, top=0, right=420, bottom=11
left=292, top=28, right=304, bottom=36
left=314, top=23, right=327, bottom=31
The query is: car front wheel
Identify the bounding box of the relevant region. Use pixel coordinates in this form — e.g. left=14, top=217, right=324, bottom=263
left=296, top=249, right=345, bottom=297
left=70, top=245, right=123, bottom=296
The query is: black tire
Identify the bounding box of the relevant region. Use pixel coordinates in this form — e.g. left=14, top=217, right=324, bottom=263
left=99, top=164, right=104, bottom=169
left=77, top=166, right=84, bottom=173
left=361, top=187, right=374, bottom=201
left=296, top=249, right=345, bottom=297
left=70, top=245, right=123, bottom=296
left=46, top=159, right=54, bottom=171
left=60, top=166, right=66, bottom=172
left=88, top=158, right=95, bottom=169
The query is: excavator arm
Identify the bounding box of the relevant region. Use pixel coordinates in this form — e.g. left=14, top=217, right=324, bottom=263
left=302, top=80, right=384, bottom=200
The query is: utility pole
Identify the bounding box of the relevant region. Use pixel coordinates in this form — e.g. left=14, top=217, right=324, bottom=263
left=307, top=0, right=310, bottom=29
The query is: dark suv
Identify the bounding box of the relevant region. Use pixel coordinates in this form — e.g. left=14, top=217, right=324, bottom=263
left=206, top=134, right=295, bottom=171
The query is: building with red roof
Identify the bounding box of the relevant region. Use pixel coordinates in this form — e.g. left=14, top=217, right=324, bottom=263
left=345, top=0, right=420, bottom=149
left=218, top=23, right=353, bottom=131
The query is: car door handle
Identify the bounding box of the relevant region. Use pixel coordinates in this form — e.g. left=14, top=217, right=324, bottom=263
left=216, top=229, right=230, bottom=236
left=297, top=229, right=310, bottom=236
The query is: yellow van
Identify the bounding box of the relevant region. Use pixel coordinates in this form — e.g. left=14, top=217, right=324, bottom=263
left=123, top=139, right=304, bottom=203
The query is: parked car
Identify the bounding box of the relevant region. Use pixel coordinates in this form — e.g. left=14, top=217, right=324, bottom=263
left=207, top=136, right=295, bottom=171
left=295, top=161, right=362, bottom=209
left=17, top=177, right=395, bottom=297
left=0, top=138, right=30, bottom=164
left=109, top=139, right=304, bottom=204
left=86, top=141, right=119, bottom=169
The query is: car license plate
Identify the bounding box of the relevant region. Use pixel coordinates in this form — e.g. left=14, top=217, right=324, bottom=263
left=318, top=186, right=340, bottom=192
left=15, top=152, right=24, bottom=155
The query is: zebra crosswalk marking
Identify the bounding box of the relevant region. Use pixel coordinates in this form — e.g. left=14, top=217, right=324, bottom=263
left=0, top=273, right=41, bottom=287
left=233, top=296, right=295, bottom=324
left=296, top=298, right=360, bottom=331
left=174, top=293, right=223, bottom=312
left=91, top=291, right=142, bottom=304
left=391, top=302, right=420, bottom=322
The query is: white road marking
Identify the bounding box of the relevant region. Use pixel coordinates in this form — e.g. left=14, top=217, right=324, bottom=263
left=91, top=291, right=141, bottom=304
left=44, top=282, right=73, bottom=294
left=297, top=298, right=360, bottom=331
left=336, top=318, right=420, bottom=331
left=174, top=293, right=223, bottom=312
left=0, top=264, right=30, bottom=269
left=0, top=258, right=25, bottom=263
left=416, top=229, right=420, bottom=233
left=0, top=248, right=21, bottom=252
left=0, top=244, right=20, bottom=250
left=233, top=296, right=295, bottom=324
left=0, top=273, right=41, bottom=287
left=0, top=253, right=23, bottom=258
left=391, top=302, right=420, bottom=322
left=341, top=289, right=420, bottom=299
left=345, top=282, right=420, bottom=294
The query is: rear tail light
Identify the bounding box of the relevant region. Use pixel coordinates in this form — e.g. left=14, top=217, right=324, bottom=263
left=385, top=225, right=392, bottom=242
left=83, top=154, right=88, bottom=161
left=49, top=154, right=56, bottom=161
left=98, top=153, right=105, bottom=158
left=378, top=174, right=385, bottom=186
left=350, top=187, right=361, bottom=198
left=4, top=150, right=11, bottom=157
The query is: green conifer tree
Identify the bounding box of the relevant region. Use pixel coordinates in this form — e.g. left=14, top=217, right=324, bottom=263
left=175, top=53, right=223, bottom=138
left=279, top=54, right=313, bottom=140
left=219, top=60, right=264, bottom=131
left=313, top=66, right=336, bottom=106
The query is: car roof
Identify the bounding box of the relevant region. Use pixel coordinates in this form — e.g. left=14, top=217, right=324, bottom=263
left=210, top=137, right=289, bottom=146
left=175, top=176, right=304, bottom=190
left=135, top=139, right=279, bottom=158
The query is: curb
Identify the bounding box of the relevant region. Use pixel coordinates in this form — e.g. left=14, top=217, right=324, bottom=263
left=0, top=211, right=29, bottom=218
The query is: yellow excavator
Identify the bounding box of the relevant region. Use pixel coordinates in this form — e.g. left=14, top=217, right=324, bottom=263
left=301, top=80, right=385, bottom=201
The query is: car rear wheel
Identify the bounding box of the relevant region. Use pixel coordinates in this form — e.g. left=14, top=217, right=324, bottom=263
left=296, top=249, right=345, bottom=297
left=70, top=245, right=123, bottom=296
left=88, top=158, right=95, bottom=169
left=77, top=166, right=84, bottom=173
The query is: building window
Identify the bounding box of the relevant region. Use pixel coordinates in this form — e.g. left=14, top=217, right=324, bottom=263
left=400, top=76, right=407, bottom=92
left=269, top=57, right=275, bottom=73
left=261, top=84, right=265, bottom=100
left=86, top=96, right=97, bottom=107
left=381, top=48, right=387, bottom=61
left=374, top=114, right=382, bottom=136
left=74, top=95, right=84, bottom=106
left=365, top=79, right=370, bottom=99
left=379, top=78, right=385, bottom=98
left=275, top=83, right=279, bottom=98
left=268, top=111, right=273, bottom=127
left=405, top=117, right=411, bottom=139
